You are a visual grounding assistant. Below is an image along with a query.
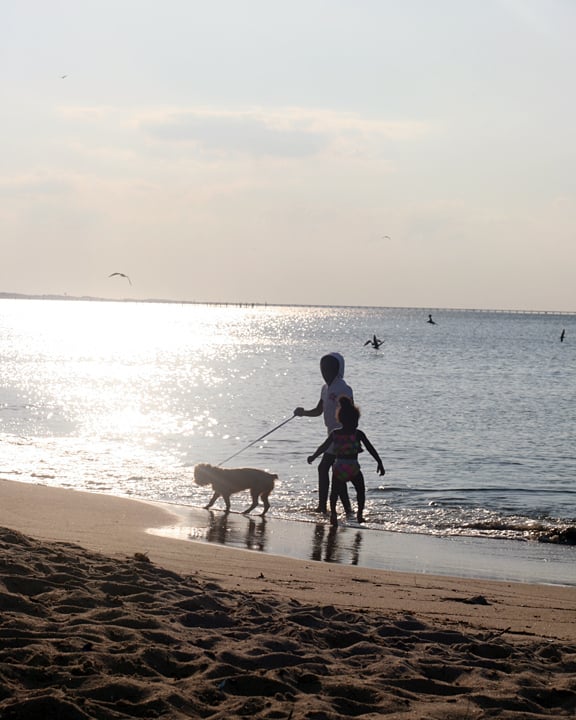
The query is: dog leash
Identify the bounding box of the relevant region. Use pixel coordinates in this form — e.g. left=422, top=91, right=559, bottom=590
left=218, top=415, right=296, bottom=466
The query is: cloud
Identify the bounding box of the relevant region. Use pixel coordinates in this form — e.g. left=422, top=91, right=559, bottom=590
left=0, top=174, right=71, bottom=197
left=144, top=112, right=326, bottom=158
left=139, top=107, right=430, bottom=158
left=54, top=104, right=431, bottom=162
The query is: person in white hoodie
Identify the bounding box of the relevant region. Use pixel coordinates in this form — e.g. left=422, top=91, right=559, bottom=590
left=294, top=352, right=354, bottom=515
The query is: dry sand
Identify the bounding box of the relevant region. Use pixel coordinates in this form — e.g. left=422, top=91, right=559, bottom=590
left=0, top=478, right=575, bottom=719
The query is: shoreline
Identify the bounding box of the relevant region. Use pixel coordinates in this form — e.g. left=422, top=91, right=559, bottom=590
left=151, top=501, right=576, bottom=587
left=1, top=478, right=575, bottom=718
left=0, top=478, right=574, bottom=641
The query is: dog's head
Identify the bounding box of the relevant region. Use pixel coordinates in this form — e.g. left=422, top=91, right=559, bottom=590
left=193, top=463, right=216, bottom=487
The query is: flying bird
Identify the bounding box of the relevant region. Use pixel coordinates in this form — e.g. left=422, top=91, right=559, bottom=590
left=109, top=272, right=132, bottom=286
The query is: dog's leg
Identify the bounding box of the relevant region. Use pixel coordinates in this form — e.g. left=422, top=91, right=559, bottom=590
left=223, top=493, right=232, bottom=514
left=205, top=491, right=219, bottom=510
left=261, top=491, right=271, bottom=515
left=242, top=489, right=259, bottom=515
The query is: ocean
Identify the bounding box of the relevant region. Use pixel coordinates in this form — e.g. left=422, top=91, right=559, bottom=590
left=1, top=298, right=574, bottom=575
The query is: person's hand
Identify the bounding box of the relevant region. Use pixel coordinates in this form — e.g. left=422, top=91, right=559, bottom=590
left=307, top=455, right=315, bottom=464
left=293, top=407, right=305, bottom=417
left=377, top=462, right=385, bottom=476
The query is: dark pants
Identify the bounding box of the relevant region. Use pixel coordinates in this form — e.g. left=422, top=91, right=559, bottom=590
left=318, top=453, right=352, bottom=514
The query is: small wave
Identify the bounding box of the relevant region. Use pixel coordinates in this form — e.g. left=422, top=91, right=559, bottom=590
left=537, top=526, right=576, bottom=545
left=462, top=519, right=548, bottom=534
left=370, top=485, right=576, bottom=497
left=372, top=485, right=407, bottom=493
left=466, top=458, right=524, bottom=467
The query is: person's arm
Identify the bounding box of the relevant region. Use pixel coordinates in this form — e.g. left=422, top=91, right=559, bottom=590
left=307, top=433, right=333, bottom=464
left=357, top=430, right=385, bottom=475
left=294, top=398, right=323, bottom=418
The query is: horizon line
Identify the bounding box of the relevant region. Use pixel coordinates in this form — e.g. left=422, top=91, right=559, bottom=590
left=0, top=291, right=574, bottom=316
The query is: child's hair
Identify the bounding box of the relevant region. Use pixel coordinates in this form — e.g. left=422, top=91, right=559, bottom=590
left=336, top=396, right=360, bottom=427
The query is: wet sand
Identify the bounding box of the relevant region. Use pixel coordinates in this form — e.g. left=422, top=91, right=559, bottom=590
left=152, top=503, right=576, bottom=586
left=0, top=478, right=575, bottom=719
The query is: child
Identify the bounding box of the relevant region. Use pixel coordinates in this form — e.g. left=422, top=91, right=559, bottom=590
left=307, top=396, right=385, bottom=526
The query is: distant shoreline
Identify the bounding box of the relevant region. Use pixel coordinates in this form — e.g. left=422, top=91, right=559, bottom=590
left=1, top=292, right=574, bottom=316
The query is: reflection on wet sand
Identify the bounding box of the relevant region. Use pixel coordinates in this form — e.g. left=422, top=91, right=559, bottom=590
left=196, top=511, right=268, bottom=553
left=190, top=511, right=364, bottom=567
left=152, top=505, right=575, bottom=584
left=311, top=523, right=363, bottom=565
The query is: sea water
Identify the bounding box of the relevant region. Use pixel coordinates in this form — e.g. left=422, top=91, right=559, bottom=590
left=1, top=298, right=574, bottom=547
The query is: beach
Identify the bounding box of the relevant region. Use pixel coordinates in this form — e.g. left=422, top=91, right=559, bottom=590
left=0, top=479, right=575, bottom=719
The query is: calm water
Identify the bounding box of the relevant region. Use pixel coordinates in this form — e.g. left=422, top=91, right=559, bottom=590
left=1, top=299, right=575, bottom=546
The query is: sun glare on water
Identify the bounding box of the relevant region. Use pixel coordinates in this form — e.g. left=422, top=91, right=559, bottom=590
left=1, top=300, right=284, bottom=446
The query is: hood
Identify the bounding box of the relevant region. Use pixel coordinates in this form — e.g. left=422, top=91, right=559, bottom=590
left=328, top=351, right=345, bottom=379
left=320, top=352, right=345, bottom=385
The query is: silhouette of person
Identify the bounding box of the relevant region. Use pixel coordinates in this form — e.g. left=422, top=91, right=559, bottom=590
left=364, top=334, right=384, bottom=349
left=308, top=396, right=385, bottom=526
left=560, top=329, right=566, bottom=342
left=294, top=353, right=354, bottom=516
left=427, top=314, right=436, bottom=325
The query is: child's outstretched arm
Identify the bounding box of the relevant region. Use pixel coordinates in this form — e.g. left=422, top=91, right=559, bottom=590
left=307, top=434, right=333, bottom=464
left=357, top=430, right=385, bottom=475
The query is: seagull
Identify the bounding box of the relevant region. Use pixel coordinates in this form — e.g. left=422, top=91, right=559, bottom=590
left=364, top=334, right=384, bottom=349
left=60, top=75, right=68, bottom=79
left=109, top=272, right=132, bottom=286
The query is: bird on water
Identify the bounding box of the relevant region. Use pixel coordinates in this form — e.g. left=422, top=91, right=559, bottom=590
left=364, top=334, right=384, bottom=349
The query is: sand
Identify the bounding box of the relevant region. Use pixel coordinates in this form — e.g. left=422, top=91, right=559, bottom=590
left=0, top=478, right=575, bottom=719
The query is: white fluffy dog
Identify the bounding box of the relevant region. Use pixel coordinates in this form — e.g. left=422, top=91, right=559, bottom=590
left=194, top=463, right=277, bottom=515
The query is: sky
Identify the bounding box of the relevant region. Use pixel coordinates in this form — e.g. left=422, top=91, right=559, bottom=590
left=1, top=0, right=575, bottom=311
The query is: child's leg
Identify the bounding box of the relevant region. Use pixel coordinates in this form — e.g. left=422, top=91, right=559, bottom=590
left=317, top=453, right=335, bottom=513
left=337, top=481, right=353, bottom=516
left=329, top=476, right=344, bottom=526
left=350, top=472, right=366, bottom=522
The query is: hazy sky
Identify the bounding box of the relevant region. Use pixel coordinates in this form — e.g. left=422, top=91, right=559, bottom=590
left=2, top=0, right=575, bottom=310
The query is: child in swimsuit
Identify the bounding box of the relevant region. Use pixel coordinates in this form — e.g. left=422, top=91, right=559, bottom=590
left=307, top=396, right=385, bottom=526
